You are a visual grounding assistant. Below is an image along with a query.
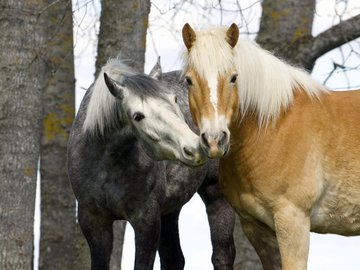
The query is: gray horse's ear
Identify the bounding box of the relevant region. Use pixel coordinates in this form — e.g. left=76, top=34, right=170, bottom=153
left=149, top=56, right=162, bottom=80
left=104, top=72, right=124, bottom=99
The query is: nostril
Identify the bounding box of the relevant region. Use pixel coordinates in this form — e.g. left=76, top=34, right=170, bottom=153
left=220, top=131, right=227, bottom=144
left=183, top=147, right=194, bottom=157
left=201, top=133, right=210, bottom=148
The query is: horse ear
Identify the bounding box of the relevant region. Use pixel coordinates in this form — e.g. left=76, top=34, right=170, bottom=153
left=226, top=23, right=239, bottom=48
left=182, top=23, right=196, bottom=50
left=149, top=56, right=162, bottom=80
left=104, top=73, right=124, bottom=99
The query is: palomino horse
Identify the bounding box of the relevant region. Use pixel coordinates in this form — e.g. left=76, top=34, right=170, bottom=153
left=182, top=23, right=360, bottom=270
left=67, top=58, right=235, bottom=270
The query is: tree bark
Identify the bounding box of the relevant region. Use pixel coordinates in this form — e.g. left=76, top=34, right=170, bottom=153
left=256, top=0, right=360, bottom=71
left=256, top=0, right=316, bottom=68
left=39, top=1, right=78, bottom=269
left=93, top=1, right=151, bottom=269
left=0, top=1, right=47, bottom=269
left=95, top=0, right=150, bottom=74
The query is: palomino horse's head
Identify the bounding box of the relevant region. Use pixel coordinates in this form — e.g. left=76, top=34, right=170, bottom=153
left=103, top=70, right=207, bottom=167
left=182, top=23, right=240, bottom=158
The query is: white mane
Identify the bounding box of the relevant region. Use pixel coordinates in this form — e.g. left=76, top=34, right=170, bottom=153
left=83, top=58, right=135, bottom=134
left=184, top=26, right=327, bottom=126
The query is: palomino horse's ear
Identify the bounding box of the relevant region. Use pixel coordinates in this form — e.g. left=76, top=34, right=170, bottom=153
left=104, top=72, right=125, bottom=100
left=182, top=23, right=196, bottom=50
left=149, top=56, right=162, bottom=80
left=226, top=23, right=239, bottom=48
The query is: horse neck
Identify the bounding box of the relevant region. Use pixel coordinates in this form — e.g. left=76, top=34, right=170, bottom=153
left=227, top=90, right=320, bottom=158
left=103, top=126, right=154, bottom=165
left=232, top=40, right=323, bottom=128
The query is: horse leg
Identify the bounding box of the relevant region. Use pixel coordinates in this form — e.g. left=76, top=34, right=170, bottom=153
left=240, top=216, right=281, bottom=270
left=158, top=210, right=185, bottom=270
left=198, top=177, right=236, bottom=270
left=78, top=207, right=113, bottom=270
left=273, top=204, right=310, bottom=270
left=131, top=203, right=161, bottom=270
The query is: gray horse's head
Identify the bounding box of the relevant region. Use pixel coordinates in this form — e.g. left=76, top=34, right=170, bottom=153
left=94, top=59, right=207, bottom=167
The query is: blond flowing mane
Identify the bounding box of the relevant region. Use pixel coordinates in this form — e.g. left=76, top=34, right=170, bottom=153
left=183, top=26, right=327, bottom=126
left=83, top=58, right=135, bottom=134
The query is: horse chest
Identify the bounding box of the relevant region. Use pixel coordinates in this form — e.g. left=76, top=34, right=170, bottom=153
left=162, top=164, right=203, bottom=214
left=219, top=159, right=275, bottom=228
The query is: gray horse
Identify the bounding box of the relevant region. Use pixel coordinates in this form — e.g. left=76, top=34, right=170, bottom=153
left=67, top=58, right=235, bottom=270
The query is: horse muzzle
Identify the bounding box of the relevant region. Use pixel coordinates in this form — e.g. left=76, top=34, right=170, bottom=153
left=200, top=131, right=230, bottom=159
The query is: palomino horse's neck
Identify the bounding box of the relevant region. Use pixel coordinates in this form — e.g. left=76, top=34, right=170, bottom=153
left=227, top=90, right=325, bottom=155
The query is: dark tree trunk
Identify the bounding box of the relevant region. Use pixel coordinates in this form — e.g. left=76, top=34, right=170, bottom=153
left=95, top=0, right=151, bottom=74
left=256, top=0, right=360, bottom=71
left=39, top=1, right=78, bottom=269
left=0, top=1, right=47, bottom=268
left=256, top=0, right=315, bottom=67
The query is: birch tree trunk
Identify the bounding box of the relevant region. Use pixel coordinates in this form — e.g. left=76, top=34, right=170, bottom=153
left=39, top=1, right=77, bottom=269
left=0, top=1, right=47, bottom=268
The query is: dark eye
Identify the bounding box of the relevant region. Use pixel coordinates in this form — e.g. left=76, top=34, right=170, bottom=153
left=133, top=112, right=145, bottom=122
left=174, top=96, right=178, bottom=103
left=185, top=76, right=193, bottom=86
left=230, top=74, right=238, bottom=84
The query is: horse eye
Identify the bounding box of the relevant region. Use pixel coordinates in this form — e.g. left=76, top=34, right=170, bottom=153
left=174, top=96, right=178, bottom=103
left=133, top=112, right=145, bottom=122
left=230, top=74, right=238, bottom=84
left=185, top=76, right=193, bottom=86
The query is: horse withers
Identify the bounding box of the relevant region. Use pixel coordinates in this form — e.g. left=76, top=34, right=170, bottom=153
left=67, top=58, right=235, bottom=270
left=182, top=23, right=360, bottom=270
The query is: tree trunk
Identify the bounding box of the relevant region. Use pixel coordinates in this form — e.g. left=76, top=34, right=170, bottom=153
left=256, top=0, right=360, bottom=71
left=39, top=1, right=78, bottom=269
left=93, top=1, right=151, bottom=269
left=0, top=1, right=47, bottom=268
left=95, top=0, right=150, bottom=74
left=256, top=0, right=316, bottom=68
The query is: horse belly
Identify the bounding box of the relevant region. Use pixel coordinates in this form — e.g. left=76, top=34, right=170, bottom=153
left=310, top=185, right=360, bottom=236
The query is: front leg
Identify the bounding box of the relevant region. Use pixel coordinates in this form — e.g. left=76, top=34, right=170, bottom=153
left=78, top=207, right=113, bottom=270
left=240, top=216, right=281, bottom=270
left=273, top=202, right=311, bottom=270
left=158, top=210, right=185, bottom=270
left=198, top=175, right=235, bottom=270
left=130, top=203, right=161, bottom=270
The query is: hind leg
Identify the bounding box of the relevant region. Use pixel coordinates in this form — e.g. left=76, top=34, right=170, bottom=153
left=240, top=217, right=281, bottom=270
left=198, top=177, right=236, bottom=270
left=158, top=210, right=185, bottom=270
left=78, top=207, right=113, bottom=270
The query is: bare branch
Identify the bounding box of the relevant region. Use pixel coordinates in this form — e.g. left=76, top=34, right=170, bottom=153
left=310, top=14, right=360, bottom=61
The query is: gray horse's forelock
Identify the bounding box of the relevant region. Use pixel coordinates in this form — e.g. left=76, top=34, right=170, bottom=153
left=83, top=58, right=136, bottom=134
left=82, top=59, right=171, bottom=135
